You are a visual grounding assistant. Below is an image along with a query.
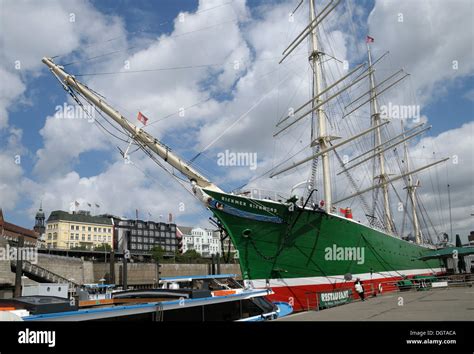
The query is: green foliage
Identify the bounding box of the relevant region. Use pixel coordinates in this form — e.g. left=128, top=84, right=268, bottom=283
left=95, top=243, right=112, bottom=252
left=174, top=249, right=208, bottom=264
left=70, top=245, right=89, bottom=251
left=151, top=246, right=165, bottom=262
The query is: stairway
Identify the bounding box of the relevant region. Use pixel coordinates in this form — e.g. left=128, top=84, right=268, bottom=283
left=11, top=259, right=81, bottom=291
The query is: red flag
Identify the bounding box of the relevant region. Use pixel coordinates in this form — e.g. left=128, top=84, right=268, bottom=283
left=366, top=35, right=374, bottom=43
left=137, top=111, right=149, bottom=125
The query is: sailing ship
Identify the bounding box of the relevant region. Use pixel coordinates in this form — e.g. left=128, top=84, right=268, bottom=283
left=42, top=0, right=450, bottom=311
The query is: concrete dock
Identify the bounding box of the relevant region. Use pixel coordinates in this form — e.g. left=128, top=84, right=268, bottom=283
left=278, top=287, right=474, bottom=321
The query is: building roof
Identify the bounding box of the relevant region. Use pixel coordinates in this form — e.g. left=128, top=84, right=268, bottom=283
left=47, top=210, right=113, bottom=225
left=0, top=209, right=38, bottom=240
left=177, top=226, right=193, bottom=235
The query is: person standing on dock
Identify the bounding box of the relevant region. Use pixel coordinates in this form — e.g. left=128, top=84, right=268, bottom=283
left=354, top=278, right=365, bottom=301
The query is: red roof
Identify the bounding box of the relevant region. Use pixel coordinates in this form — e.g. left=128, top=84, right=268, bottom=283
left=0, top=209, right=38, bottom=239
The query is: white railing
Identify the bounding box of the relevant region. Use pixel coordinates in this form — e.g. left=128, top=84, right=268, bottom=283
left=235, top=188, right=290, bottom=202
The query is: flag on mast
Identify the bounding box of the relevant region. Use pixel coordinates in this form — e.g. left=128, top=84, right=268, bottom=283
left=137, top=111, right=149, bottom=125
left=366, top=35, right=374, bottom=43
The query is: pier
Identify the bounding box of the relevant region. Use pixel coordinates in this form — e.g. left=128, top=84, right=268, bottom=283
left=278, top=287, right=473, bottom=321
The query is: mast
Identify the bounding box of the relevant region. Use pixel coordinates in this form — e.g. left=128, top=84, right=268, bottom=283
left=367, top=42, right=393, bottom=233
left=309, top=0, right=332, bottom=213
left=402, top=122, right=422, bottom=244
left=42, top=57, right=222, bottom=194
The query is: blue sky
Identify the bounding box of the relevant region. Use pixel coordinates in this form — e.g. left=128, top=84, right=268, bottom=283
left=0, top=0, right=472, bottom=240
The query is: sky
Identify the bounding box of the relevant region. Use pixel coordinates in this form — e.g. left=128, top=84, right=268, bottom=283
left=0, top=0, right=472, bottom=242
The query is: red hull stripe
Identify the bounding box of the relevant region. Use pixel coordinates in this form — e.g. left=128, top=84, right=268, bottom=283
left=249, top=269, right=444, bottom=312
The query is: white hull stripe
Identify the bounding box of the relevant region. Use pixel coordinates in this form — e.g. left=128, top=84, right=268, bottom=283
left=245, top=268, right=444, bottom=288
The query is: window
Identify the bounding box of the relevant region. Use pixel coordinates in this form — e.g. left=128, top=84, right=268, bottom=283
left=82, top=234, right=85, bottom=241
left=75, top=225, right=79, bottom=230
left=138, top=237, right=142, bottom=243
left=88, top=227, right=91, bottom=231
left=131, top=237, right=137, bottom=242
left=88, top=235, right=91, bottom=241
left=70, top=225, right=74, bottom=230
left=75, top=234, right=79, bottom=240
left=48, top=233, right=52, bottom=240
left=94, top=227, right=97, bottom=232
left=94, top=235, right=97, bottom=241
left=82, top=226, right=85, bottom=231
left=53, top=232, right=57, bottom=240
left=108, top=236, right=111, bottom=242
left=70, top=234, right=74, bottom=240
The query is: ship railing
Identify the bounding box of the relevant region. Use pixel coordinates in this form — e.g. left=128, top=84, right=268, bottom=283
left=302, top=273, right=474, bottom=312
left=234, top=188, right=290, bottom=202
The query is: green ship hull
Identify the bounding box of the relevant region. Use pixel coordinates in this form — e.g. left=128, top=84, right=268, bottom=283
left=204, top=189, right=444, bottom=311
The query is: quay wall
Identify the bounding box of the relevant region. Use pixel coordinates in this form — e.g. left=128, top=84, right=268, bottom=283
left=2, top=252, right=242, bottom=286
left=94, top=262, right=242, bottom=285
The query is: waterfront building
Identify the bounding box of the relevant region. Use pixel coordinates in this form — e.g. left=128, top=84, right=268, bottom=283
left=0, top=209, right=38, bottom=247
left=113, top=217, right=177, bottom=256
left=179, top=226, right=221, bottom=258
left=45, top=210, right=113, bottom=250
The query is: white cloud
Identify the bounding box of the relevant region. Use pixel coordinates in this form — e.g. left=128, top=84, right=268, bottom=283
left=0, top=67, right=26, bottom=129
left=24, top=154, right=206, bottom=226
left=0, top=0, right=125, bottom=128
left=368, top=0, right=474, bottom=105
left=0, top=127, right=26, bottom=209
left=34, top=113, right=110, bottom=178
left=1, top=0, right=472, bottom=239
left=409, top=121, right=474, bottom=239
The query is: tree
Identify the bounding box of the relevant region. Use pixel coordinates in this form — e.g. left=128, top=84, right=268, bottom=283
left=175, top=249, right=207, bottom=264
left=70, top=245, right=89, bottom=251
left=151, top=246, right=165, bottom=263
left=220, top=251, right=237, bottom=264
left=95, top=243, right=112, bottom=252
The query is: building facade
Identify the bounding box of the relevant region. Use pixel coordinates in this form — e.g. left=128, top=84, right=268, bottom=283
left=220, top=233, right=239, bottom=259
left=0, top=209, right=38, bottom=247
left=33, top=204, right=46, bottom=240
left=179, top=226, right=221, bottom=258
left=45, top=210, right=113, bottom=250
left=114, top=218, right=177, bottom=256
